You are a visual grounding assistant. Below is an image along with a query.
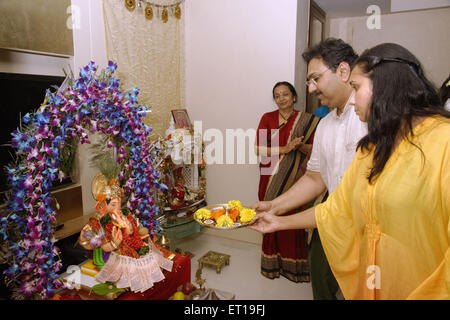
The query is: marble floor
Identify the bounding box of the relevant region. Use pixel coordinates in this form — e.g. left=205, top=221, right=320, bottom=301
left=172, top=232, right=314, bottom=300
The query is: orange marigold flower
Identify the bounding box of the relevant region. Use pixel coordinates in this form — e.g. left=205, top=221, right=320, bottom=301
left=96, top=194, right=107, bottom=202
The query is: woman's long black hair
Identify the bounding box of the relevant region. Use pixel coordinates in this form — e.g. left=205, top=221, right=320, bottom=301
left=354, top=43, right=450, bottom=183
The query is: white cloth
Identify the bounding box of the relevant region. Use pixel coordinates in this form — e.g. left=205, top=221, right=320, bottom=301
left=95, top=243, right=173, bottom=293
left=307, top=95, right=368, bottom=193
left=445, top=98, right=450, bottom=111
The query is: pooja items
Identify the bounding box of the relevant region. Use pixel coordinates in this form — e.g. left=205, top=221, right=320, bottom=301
left=198, top=250, right=230, bottom=274
left=193, top=200, right=256, bottom=229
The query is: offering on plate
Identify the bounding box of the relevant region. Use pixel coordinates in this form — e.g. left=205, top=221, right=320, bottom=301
left=194, top=200, right=257, bottom=229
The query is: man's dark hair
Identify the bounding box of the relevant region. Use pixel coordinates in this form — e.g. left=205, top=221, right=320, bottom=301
left=302, top=38, right=358, bottom=71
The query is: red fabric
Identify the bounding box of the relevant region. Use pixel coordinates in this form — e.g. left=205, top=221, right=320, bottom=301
left=256, top=110, right=311, bottom=272
left=119, top=253, right=190, bottom=300
left=256, top=110, right=298, bottom=200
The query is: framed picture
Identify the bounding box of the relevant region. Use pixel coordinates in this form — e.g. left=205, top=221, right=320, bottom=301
left=171, top=109, right=192, bottom=130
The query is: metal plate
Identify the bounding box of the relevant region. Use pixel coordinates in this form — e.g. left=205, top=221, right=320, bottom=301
left=193, top=204, right=255, bottom=230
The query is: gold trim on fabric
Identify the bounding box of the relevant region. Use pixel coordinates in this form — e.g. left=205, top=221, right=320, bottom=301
left=261, top=252, right=310, bottom=283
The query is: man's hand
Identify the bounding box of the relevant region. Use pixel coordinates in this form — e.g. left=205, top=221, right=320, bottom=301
left=252, top=201, right=282, bottom=216
left=252, top=201, right=271, bottom=212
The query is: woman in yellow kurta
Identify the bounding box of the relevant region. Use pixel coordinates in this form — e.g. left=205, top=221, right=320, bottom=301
left=249, top=43, right=450, bottom=299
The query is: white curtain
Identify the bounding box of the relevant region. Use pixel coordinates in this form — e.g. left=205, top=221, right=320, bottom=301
left=103, top=0, right=185, bottom=138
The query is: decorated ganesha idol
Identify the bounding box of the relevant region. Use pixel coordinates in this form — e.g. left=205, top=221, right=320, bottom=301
left=78, top=173, right=173, bottom=293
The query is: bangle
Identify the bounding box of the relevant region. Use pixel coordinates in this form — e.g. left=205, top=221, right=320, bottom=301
left=110, top=241, right=118, bottom=249
left=79, top=240, right=89, bottom=246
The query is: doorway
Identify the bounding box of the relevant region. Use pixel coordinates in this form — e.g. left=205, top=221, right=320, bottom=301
left=306, top=1, right=326, bottom=114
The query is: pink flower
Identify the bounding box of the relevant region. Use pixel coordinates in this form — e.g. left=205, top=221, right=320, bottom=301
left=35, top=125, right=50, bottom=141
left=51, top=118, right=60, bottom=127
left=24, top=176, right=34, bottom=191
left=20, top=279, right=37, bottom=296
left=90, top=120, right=98, bottom=132
left=27, top=146, right=39, bottom=161
left=27, top=162, right=37, bottom=172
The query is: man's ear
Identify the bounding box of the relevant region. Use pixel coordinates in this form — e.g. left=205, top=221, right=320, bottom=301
left=336, top=61, right=351, bottom=82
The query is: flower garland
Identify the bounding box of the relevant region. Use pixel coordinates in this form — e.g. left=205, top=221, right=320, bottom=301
left=0, top=61, right=166, bottom=299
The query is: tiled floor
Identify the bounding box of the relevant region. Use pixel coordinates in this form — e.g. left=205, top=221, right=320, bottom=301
left=172, top=232, right=314, bottom=300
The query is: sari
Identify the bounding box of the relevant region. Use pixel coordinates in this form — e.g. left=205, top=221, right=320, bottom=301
left=256, top=110, right=320, bottom=282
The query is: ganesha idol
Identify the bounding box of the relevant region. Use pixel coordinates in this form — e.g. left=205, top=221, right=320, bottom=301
left=78, top=173, right=173, bottom=293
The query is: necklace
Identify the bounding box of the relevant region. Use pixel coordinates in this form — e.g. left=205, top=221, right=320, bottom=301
left=279, top=110, right=294, bottom=126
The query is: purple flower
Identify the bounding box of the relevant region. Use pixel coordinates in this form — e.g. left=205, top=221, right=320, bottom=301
left=3, top=61, right=168, bottom=299
left=90, top=237, right=102, bottom=249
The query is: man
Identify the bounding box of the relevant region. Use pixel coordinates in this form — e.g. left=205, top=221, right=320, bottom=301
left=252, top=38, right=367, bottom=300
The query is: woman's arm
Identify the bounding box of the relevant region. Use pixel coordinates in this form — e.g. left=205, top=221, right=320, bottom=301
left=249, top=206, right=317, bottom=233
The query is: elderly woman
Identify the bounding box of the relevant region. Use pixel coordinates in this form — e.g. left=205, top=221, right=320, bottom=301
left=255, top=81, right=321, bottom=282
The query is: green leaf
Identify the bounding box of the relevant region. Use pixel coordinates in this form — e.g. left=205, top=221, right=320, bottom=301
left=92, top=283, right=125, bottom=296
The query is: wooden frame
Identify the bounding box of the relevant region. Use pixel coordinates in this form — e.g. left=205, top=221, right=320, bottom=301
left=306, top=0, right=327, bottom=114
left=171, top=109, right=192, bottom=130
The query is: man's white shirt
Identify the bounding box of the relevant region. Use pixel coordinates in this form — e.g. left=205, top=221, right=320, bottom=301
left=307, top=95, right=368, bottom=193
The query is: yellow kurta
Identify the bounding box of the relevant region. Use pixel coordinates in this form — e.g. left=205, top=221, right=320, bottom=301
left=315, top=116, right=450, bottom=300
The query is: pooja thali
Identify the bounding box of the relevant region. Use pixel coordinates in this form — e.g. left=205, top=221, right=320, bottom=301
left=193, top=201, right=257, bottom=230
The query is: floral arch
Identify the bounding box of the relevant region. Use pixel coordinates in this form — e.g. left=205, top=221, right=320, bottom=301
left=0, top=62, right=165, bottom=299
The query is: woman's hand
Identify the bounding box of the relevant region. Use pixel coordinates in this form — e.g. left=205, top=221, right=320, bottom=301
left=281, top=136, right=304, bottom=154
left=248, top=212, right=283, bottom=234
left=299, top=143, right=313, bottom=155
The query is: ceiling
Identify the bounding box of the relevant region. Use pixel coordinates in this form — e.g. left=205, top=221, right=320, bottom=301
left=314, top=0, right=450, bottom=18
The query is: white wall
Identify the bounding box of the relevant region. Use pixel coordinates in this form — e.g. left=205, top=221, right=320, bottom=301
left=71, top=0, right=108, bottom=215
left=185, top=0, right=299, bottom=244
left=328, top=7, right=450, bottom=87
left=390, top=0, right=450, bottom=12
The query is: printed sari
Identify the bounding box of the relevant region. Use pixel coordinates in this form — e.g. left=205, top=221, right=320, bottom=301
left=256, top=110, right=320, bottom=282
